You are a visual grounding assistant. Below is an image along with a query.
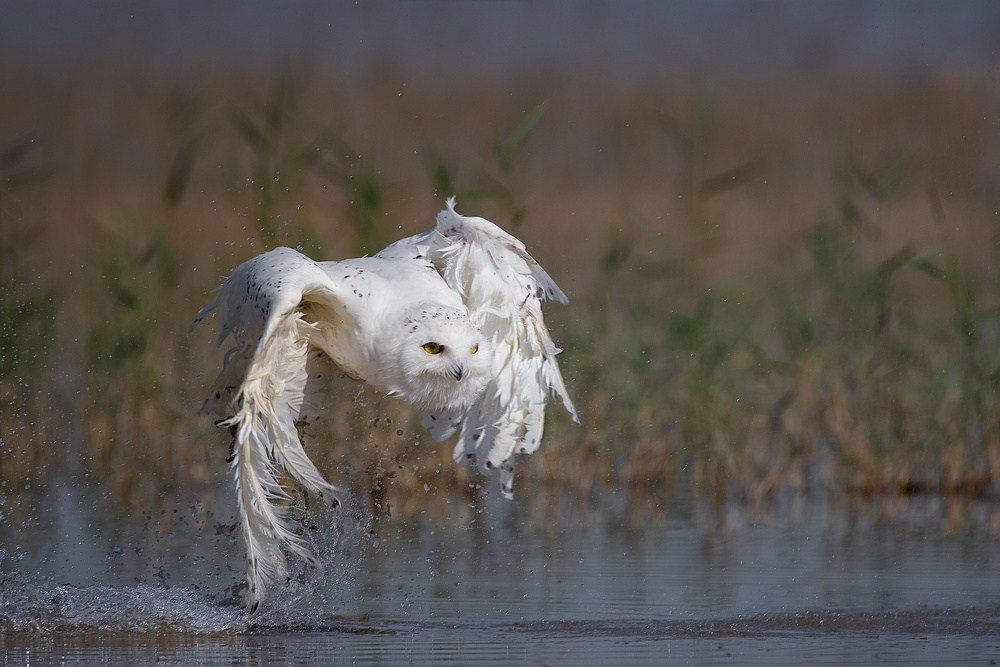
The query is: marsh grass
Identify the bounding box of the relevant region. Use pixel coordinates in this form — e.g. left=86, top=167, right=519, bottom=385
left=1, top=67, right=999, bottom=527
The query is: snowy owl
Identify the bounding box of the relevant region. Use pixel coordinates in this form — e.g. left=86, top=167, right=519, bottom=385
left=190, top=198, right=577, bottom=610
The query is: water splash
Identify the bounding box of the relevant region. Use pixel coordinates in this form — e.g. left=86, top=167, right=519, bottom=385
left=0, top=573, right=247, bottom=633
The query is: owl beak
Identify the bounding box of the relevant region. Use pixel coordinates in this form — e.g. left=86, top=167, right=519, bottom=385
left=451, top=364, right=465, bottom=382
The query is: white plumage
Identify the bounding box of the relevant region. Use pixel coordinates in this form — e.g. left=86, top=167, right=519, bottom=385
left=190, top=198, right=577, bottom=610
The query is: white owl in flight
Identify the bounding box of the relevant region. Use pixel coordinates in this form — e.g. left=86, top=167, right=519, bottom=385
left=190, top=198, right=577, bottom=610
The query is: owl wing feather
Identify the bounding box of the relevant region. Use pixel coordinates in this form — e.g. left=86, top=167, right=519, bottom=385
left=420, top=198, right=578, bottom=498
left=190, top=247, right=351, bottom=612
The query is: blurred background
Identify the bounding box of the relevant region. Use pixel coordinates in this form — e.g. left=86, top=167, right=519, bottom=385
left=2, top=1, right=1000, bottom=525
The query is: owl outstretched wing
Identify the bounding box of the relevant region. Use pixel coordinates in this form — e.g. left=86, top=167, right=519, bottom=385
left=416, top=198, right=579, bottom=498
left=190, top=247, right=352, bottom=612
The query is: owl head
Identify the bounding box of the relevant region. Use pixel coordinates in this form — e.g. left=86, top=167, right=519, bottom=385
left=380, top=304, right=491, bottom=410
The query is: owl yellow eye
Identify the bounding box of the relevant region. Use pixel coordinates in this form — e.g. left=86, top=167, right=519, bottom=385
left=422, top=342, right=443, bottom=354
left=470, top=345, right=478, bottom=354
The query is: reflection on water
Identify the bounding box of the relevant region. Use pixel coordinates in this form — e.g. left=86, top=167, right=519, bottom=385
left=1, top=476, right=999, bottom=664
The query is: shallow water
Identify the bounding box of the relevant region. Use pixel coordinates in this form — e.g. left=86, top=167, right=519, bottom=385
left=1, top=477, right=999, bottom=664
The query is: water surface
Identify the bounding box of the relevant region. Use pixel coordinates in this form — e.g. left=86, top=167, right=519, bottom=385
left=1, top=478, right=998, bottom=664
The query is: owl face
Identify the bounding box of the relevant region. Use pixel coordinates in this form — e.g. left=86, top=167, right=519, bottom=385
left=380, top=305, right=491, bottom=410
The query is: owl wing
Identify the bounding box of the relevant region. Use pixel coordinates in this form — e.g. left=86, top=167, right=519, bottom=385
left=418, top=198, right=578, bottom=498
left=190, top=247, right=355, bottom=612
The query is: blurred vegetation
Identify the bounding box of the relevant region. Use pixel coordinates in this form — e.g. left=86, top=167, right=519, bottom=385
left=1, top=68, right=998, bottom=528
left=163, top=66, right=390, bottom=257
left=430, top=101, right=547, bottom=227
left=0, top=137, right=57, bottom=482
left=79, top=214, right=216, bottom=506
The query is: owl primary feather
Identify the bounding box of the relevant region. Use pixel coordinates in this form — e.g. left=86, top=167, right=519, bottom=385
left=190, top=198, right=577, bottom=611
